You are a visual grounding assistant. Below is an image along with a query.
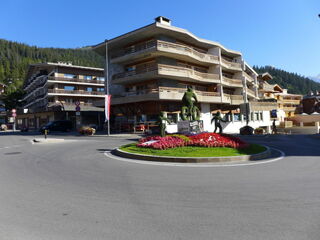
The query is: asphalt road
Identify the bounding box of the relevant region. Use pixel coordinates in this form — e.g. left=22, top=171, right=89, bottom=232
left=0, top=133, right=319, bottom=240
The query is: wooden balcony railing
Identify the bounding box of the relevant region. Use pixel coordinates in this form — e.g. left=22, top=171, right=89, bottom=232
left=246, top=88, right=256, bottom=96
left=222, top=76, right=243, bottom=86
left=111, top=39, right=219, bottom=63
left=243, top=72, right=254, bottom=82
left=48, top=89, right=104, bottom=96
left=112, top=64, right=220, bottom=82
left=221, top=58, right=242, bottom=69
left=48, top=76, right=104, bottom=84
left=157, top=40, right=219, bottom=62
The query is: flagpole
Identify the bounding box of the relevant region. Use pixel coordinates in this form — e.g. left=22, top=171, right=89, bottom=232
left=105, top=40, right=110, bottom=136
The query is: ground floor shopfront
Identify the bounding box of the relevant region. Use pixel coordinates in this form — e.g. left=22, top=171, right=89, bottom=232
left=16, top=110, right=105, bottom=130
left=110, top=101, right=275, bottom=134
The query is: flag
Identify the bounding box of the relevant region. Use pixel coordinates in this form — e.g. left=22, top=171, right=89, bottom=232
left=105, top=95, right=111, bottom=121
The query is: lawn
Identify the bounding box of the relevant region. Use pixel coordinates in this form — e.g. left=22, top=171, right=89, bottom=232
left=120, top=143, right=266, bottom=157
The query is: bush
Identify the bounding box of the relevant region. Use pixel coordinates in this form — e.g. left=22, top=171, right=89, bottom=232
left=254, top=128, right=264, bottom=135
left=240, top=126, right=254, bottom=135
left=78, top=126, right=96, bottom=135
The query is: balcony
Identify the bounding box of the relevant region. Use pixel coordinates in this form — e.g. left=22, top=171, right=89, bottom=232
left=112, top=64, right=220, bottom=84
left=111, top=40, right=219, bottom=65
left=221, top=58, right=242, bottom=71
left=47, top=76, right=105, bottom=86
left=47, top=102, right=104, bottom=111
left=112, top=87, right=223, bottom=105
left=222, top=76, right=243, bottom=87
left=243, top=72, right=255, bottom=83
left=48, top=89, right=104, bottom=97
left=246, top=88, right=256, bottom=97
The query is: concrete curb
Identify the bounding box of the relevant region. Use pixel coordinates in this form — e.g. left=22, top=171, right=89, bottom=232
left=112, top=145, right=271, bottom=163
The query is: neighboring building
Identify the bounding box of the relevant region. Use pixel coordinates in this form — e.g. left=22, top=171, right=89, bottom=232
left=301, top=91, right=320, bottom=114
left=94, top=16, right=276, bottom=133
left=18, top=62, right=105, bottom=129
left=258, top=73, right=302, bottom=119
left=0, top=83, right=6, bottom=124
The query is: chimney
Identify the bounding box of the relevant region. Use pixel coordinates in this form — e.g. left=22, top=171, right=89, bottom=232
left=155, top=16, right=171, bottom=26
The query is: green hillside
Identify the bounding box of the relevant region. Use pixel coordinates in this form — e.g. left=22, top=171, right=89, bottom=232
left=0, top=39, right=104, bottom=93
left=254, top=66, right=320, bottom=95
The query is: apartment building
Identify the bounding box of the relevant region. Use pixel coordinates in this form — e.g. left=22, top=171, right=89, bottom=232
left=258, top=73, right=302, bottom=119
left=94, top=16, right=275, bottom=133
left=18, top=62, right=105, bottom=129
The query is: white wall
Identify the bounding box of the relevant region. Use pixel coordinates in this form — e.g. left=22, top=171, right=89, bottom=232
left=166, top=110, right=273, bottom=134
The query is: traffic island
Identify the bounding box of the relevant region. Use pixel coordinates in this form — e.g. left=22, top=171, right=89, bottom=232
left=112, top=133, right=271, bottom=163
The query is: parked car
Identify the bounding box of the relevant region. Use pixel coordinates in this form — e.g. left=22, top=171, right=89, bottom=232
left=40, top=120, right=73, bottom=133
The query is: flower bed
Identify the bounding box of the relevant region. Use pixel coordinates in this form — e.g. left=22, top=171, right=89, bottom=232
left=137, top=133, right=248, bottom=150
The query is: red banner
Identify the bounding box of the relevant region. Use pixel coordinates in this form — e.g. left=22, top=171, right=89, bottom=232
left=105, top=95, right=111, bottom=121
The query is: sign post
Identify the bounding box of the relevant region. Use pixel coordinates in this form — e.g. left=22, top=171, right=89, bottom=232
left=75, top=102, right=81, bottom=128
left=11, top=109, right=16, bottom=131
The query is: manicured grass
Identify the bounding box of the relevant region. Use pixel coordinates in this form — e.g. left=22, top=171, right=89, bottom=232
left=119, top=143, right=266, bottom=157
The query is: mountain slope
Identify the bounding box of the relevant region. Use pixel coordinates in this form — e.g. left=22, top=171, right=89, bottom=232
left=254, top=66, right=320, bottom=95
left=0, top=39, right=104, bottom=93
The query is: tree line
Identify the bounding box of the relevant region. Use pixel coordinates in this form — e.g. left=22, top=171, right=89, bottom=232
left=254, top=65, right=320, bottom=95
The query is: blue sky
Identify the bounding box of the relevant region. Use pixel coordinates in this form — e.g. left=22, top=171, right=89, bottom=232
left=1, top=0, right=320, bottom=77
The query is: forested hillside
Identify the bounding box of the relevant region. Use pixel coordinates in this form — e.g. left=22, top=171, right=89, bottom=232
left=0, top=39, right=104, bottom=93
left=254, top=66, right=320, bottom=95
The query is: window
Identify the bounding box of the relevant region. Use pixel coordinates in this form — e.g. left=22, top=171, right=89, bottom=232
left=97, top=88, right=105, bottom=92
left=84, top=75, right=92, bottom=80
left=86, top=87, right=92, bottom=92
left=255, top=112, right=259, bottom=121
left=233, top=113, right=241, bottom=121
left=64, top=74, right=76, bottom=79
left=96, top=77, right=105, bottom=81
left=260, top=112, right=263, bottom=121
left=64, top=86, right=75, bottom=91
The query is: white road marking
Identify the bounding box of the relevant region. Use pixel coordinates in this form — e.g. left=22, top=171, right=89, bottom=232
left=0, top=145, right=22, bottom=150
left=104, top=148, right=285, bottom=167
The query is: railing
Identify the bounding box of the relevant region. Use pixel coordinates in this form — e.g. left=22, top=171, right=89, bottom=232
left=231, top=95, right=244, bottom=100
left=157, top=40, right=219, bottom=62
left=158, top=64, right=220, bottom=81
left=112, top=64, right=158, bottom=79
left=111, top=39, right=219, bottom=63
left=117, top=87, right=221, bottom=98
left=113, top=64, right=220, bottom=82
left=48, top=102, right=95, bottom=107
left=159, top=86, right=220, bottom=97
left=111, top=40, right=157, bottom=59
left=48, top=76, right=105, bottom=84
left=221, top=58, right=242, bottom=69
left=48, top=89, right=104, bottom=96
left=261, top=83, right=275, bottom=91
left=246, top=88, right=256, bottom=96
left=243, top=72, right=254, bottom=82
left=222, top=76, right=243, bottom=86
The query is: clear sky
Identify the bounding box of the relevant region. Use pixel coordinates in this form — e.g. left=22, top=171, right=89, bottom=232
left=1, top=0, right=319, bottom=77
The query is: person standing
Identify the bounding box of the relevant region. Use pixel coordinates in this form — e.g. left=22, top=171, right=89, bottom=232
left=211, top=111, right=227, bottom=134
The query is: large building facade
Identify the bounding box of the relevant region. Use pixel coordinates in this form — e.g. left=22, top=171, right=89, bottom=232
left=18, top=62, right=105, bottom=129
left=94, top=17, right=276, bottom=133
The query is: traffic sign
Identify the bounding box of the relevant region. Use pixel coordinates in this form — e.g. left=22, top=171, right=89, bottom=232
left=12, top=109, right=16, bottom=113
left=12, top=113, right=17, bottom=118
left=75, top=101, right=80, bottom=106
left=75, top=106, right=81, bottom=112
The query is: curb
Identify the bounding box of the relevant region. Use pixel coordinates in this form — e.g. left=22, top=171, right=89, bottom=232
left=112, top=145, right=271, bottom=163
